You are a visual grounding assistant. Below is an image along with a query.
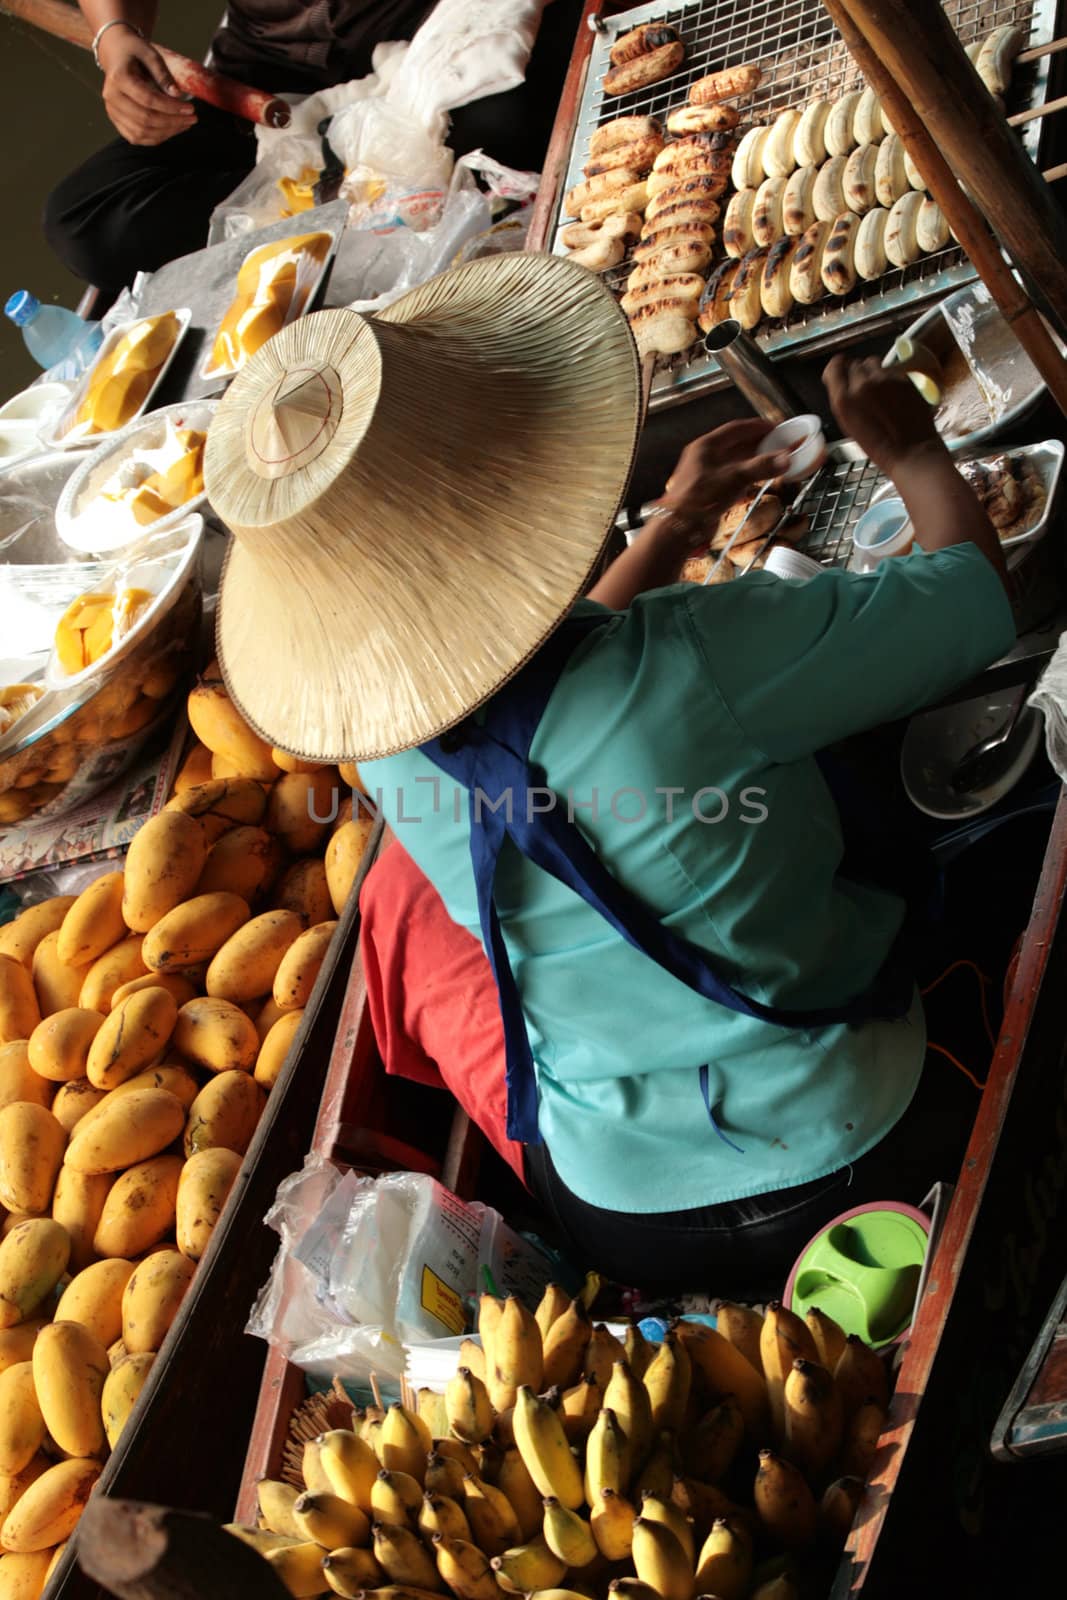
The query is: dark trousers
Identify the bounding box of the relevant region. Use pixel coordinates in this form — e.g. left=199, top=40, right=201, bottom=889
left=43, top=0, right=584, bottom=294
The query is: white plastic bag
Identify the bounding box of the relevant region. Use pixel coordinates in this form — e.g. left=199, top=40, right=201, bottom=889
left=385, top=0, right=547, bottom=122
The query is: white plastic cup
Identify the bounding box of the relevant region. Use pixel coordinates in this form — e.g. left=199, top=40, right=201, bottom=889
left=853, top=497, right=915, bottom=567
left=764, top=545, right=824, bottom=582
left=762, top=414, right=827, bottom=482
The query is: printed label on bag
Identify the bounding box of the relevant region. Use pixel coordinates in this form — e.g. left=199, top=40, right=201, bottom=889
left=421, top=1264, right=467, bottom=1335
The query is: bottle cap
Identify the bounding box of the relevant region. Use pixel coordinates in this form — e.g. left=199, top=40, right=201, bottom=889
left=4, top=291, right=40, bottom=327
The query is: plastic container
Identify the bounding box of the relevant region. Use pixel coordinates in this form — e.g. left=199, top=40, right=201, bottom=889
left=44, top=310, right=191, bottom=452
left=762, top=414, right=827, bottom=482
left=764, top=545, right=823, bottom=582
left=5, top=292, right=103, bottom=378
left=852, top=497, right=914, bottom=572
left=784, top=1200, right=931, bottom=1347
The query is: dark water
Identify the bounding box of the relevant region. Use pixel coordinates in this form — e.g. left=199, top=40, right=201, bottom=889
left=1, top=3, right=224, bottom=396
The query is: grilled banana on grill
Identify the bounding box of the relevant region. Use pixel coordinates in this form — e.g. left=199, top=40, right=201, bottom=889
left=813, top=155, right=848, bottom=222
left=667, top=103, right=740, bottom=135
left=789, top=218, right=832, bottom=304
left=604, top=37, right=686, bottom=97
left=688, top=63, right=763, bottom=105
left=904, top=147, right=926, bottom=192
left=821, top=211, right=860, bottom=295
left=584, top=135, right=664, bottom=178
left=724, top=187, right=758, bottom=257
left=783, top=164, right=818, bottom=235
left=793, top=100, right=833, bottom=168
left=761, top=235, right=799, bottom=319
left=884, top=190, right=924, bottom=267
left=620, top=272, right=706, bottom=317
left=874, top=134, right=909, bottom=209
left=825, top=91, right=862, bottom=156
left=732, top=126, right=771, bottom=191
left=697, top=259, right=742, bottom=332
left=852, top=85, right=886, bottom=146
left=729, top=246, right=770, bottom=329
left=915, top=196, right=950, bottom=254
left=975, top=23, right=1025, bottom=95
left=853, top=206, right=890, bottom=279
left=628, top=299, right=699, bottom=356
left=645, top=175, right=726, bottom=222
left=752, top=174, right=787, bottom=246
left=843, top=144, right=878, bottom=214
left=567, top=236, right=626, bottom=271
left=589, top=115, right=662, bottom=157
left=763, top=109, right=802, bottom=178
left=559, top=213, right=642, bottom=251
left=565, top=167, right=641, bottom=217
left=610, top=23, right=680, bottom=67
left=580, top=185, right=649, bottom=223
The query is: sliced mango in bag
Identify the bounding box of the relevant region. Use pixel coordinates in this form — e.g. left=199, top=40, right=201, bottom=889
left=74, top=312, right=180, bottom=433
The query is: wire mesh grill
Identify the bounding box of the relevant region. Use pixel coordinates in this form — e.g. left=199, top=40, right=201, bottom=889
left=795, top=451, right=884, bottom=568
left=554, top=0, right=1058, bottom=408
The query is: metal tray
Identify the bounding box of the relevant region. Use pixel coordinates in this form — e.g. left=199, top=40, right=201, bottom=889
left=553, top=0, right=1057, bottom=410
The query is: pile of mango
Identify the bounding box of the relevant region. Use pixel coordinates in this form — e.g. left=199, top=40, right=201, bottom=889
left=0, top=665, right=376, bottom=1592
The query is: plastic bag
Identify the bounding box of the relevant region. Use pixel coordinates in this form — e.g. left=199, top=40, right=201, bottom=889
left=245, top=1153, right=350, bottom=1353
left=334, top=171, right=491, bottom=311
left=385, top=0, right=546, bottom=123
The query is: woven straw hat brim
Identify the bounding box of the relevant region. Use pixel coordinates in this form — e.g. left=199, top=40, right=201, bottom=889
left=205, top=251, right=641, bottom=763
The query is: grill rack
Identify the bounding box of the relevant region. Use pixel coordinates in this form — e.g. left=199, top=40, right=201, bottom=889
left=794, top=447, right=882, bottom=569
left=554, top=0, right=1058, bottom=409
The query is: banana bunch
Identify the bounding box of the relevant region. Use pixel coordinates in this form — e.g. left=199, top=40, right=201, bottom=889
left=231, top=1289, right=892, bottom=1599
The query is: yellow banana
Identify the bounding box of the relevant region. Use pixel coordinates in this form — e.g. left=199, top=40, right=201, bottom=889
left=542, top=1496, right=598, bottom=1567
left=487, top=1295, right=544, bottom=1414
left=631, top=1515, right=694, bottom=1600
left=419, top=1491, right=471, bottom=1543
left=491, top=1533, right=567, bottom=1593
left=373, top=1522, right=443, bottom=1590
left=624, top=1323, right=654, bottom=1381
left=458, top=1339, right=486, bottom=1385
left=839, top=1397, right=887, bottom=1480
left=430, top=1438, right=480, bottom=1475
left=584, top=1407, right=629, bottom=1503
left=643, top=1330, right=691, bottom=1434
left=589, top=1488, right=636, bottom=1561
left=318, top=1429, right=380, bottom=1513
left=558, top=1378, right=603, bottom=1444
left=432, top=1534, right=500, bottom=1600
left=461, top=1473, right=521, bottom=1556
left=609, top=1581, right=662, bottom=1600
left=633, top=1430, right=676, bottom=1501
left=257, top=1478, right=302, bottom=1538
left=680, top=1397, right=744, bottom=1483
left=820, top=1474, right=864, bottom=1547
left=603, top=1361, right=653, bottom=1471
left=584, top=1325, right=625, bottom=1389
left=580, top=1271, right=601, bottom=1310
left=224, top=1524, right=298, bottom=1554
left=694, top=1517, right=752, bottom=1600
left=293, top=1490, right=371, bottom=1551
left=542, top=1297, right=593, bottom=1391
left=344, top=1589, right=443, bottom=1600
left=638, top=1494, right=695, bottom=1564
left=321, top=1544, right=386, bottom=1596
left=371, top=1469, right=424, bottom=1526
left=364, top=1418, right=385, bottom=1460
left=498, top=1445, right=544, bottom=1541
left=753, top=1450, right=818, bottom=1548
left=526, top=1591, right=594, bottom=1600
left=381, top=1403, right=431, bottom=1478
left=512, top=1385, right=584, bottom=1510
left=265, top=1540, right=332, bottom=1597
left=783, top=1359, right=843, bottom=1482
left=671, top=1477, right=752, bottom=1546
left=834, top=1335, right=889, bottom=1418
left=302, top=1436, right=334, bottom=1496
left=445, top=1366, right=494, bottom=1444
left=759, top=1303, right=819, bottom=1441
left=673, top=1320, right=770, bottom=1440
left=535, top=1283, right=571, bottom=1343
left=478, top=1293, right=505, bottom=1348
left=424, top=1451, right=468, bottom=1500
left=472, top=1441, right=502, bottom=1483
left=805, top=1307, right=847, bottom=1374
left=715, top=1303, right=764, bottom=1374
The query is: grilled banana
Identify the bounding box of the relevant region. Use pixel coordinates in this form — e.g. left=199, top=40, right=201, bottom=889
left=565, top=236, right=625, bottom=272
left=689, top=63, right=763, bottom=105
left=789, top=218, right=832, bottom=305
left=620, top=274, right=705, bottom=318
left=760, top=235, right=798, bottom=319
left=584, top=135, right=664, bottom=178
left=645, top=175, right=726, bottom=221
left=729, top=246, right=769, bottom=330
left=724, top=187, right=758, bottom=257
left=783, top=165, right=818, bottom=235
left=647, top=159, right=731, bottom=199
left=590, top=116, right=662, bottom=158
left=852, top=84, right=885, bottom=145
left=732, top=126, right=771, bottom=192
left=916, top=196, right=950, bottom=254
left=825, top=91, right=862, bottom=157
left=580, top=185, right=649, bottom=223
left=604, top=40, right=686, bottom=99
left=874, top=134, right=908, bottom=209
left=634, top=238, right=714, bottom=275
left=564, top=167, right=642, bottom=217
left=752, top=174, right=787, bottom=246
left=853, top=206, right=889, bottom=279
left=843, top=143, right=878, bottom=214
left=633, top=219, right=717, bottom=260
left=813, top=155, right=848, bottom=222
left=976, top=23, right=1024, bottom=95
left=821, top=211, right=859, bottom=295
left=884, top=189, right=924, bottom=267
left=667, top=103, right=740, bottom=135
left=560, top=213, right=641, bottom=251
left=697, top=259, right=741, bottom=333
left=610, top=23, right=681, bottom=68
left=763, top=109, right=802, bottom=178
left=652, top=132, right=734, bottom=172
left=793, top=100, right=832, bottom=168
left=630, top=302, right=700, bottom=358
left=904, top=147, right=926, bottom=192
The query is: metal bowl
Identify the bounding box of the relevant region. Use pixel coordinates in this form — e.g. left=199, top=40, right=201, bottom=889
left=901, top=689, right=1043, bottom=821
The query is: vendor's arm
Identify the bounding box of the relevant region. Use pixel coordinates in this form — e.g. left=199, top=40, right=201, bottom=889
left=588, top=420, right=790, bottom=609
left=825, top=354, right=1009, bottom=594
left=79, top=2, right=196, bottom=145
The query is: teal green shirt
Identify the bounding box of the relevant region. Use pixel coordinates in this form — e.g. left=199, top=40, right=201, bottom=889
left=363, top=546, right=1015, bottom=1212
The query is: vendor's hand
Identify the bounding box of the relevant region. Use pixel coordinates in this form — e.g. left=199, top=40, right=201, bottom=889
left=655, top=420, right=791, bottom=554
left=98, top=26, right=195, bottom=146
left=824, top=354, right=944, bottom=477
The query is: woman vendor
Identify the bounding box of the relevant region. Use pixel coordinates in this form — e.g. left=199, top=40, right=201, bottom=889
left=203, top=253, right=1014, bottom=1295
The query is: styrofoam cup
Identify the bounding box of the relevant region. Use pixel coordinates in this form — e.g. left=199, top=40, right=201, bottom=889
left=764, top=545, right=823, bottom=581
left=763, top=414, right=827, bottom=481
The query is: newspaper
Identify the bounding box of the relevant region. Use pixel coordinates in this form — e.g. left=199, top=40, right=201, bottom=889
left=0, top=715, right=189, bottom=884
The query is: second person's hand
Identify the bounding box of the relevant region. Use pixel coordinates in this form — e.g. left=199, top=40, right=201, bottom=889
left=657, top=419, right=792, bottom=553
left=824, top=354, right=944, bottom=477
left=98, top=26, right=196, bottom=146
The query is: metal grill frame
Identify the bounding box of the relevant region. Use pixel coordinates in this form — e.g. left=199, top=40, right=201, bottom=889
left=552, top=0, right=1059, bottom=410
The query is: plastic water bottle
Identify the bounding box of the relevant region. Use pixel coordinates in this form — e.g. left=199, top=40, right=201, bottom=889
left=4, top=290, right=104, bottom=380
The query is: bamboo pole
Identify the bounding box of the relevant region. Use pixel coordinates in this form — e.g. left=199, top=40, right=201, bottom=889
left=830, top=0, right=1067, bottom=346
left=821, top=0, right=1067, bottom=423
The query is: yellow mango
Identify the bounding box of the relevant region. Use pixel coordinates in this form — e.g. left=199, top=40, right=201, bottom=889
left=184, top=1071, right=264, bottom=1158
left=254, top=996, right=286, bottom=1044
left=54, top=1258, right=135, bottom=1349
left=85, top=987, right=178, bottom=1091
left=0, top=1045, right=52, bottom=1114
left=31, top=934, right=90, bottom=1019
left=187, top=683, right=276, bottom=781
left=49, top=1081, right=107, bottom=1136
left=195, top=825, right=282, bottom=904
left=50, top=1168, right=112, bottom=1273
left=0, top=1453, right=48, bottom=1526
left=121, top=811, right=207, bottom=933
left=271, top=749, right=323, bottom=774
left=0, top=1221, right=70, bottom=1330
left=56, top=875, right=127, bottom=970
left=175, top=1148, right=241, bottom=1261
left=273, top=859, right=332, bottom=926
left=205, top=910, right=304, bottom=1005
left=77, top=935, right=148, bottom=1014
left=0, top=1324, right=47, bottom=1379
left=172, top=742, right=213, bottom=796
left=0, top=959, right=39, bottom=1049
left=101, top=1352, right=154, bottom=1451
left=0, top=1364, right=45, bottom=1477
left=142, top=892, right=250, bottom=974
left=53, top=595, right=112, bottom=675
left=0, top=1550, right=53, bottom=1596
left=0, top=901, right=77, bottom=969
left=254, top=1011, right=303, bottom=1091
left=325, top=817, right=376, bottom=915
left=337, top=761, right=369, bottom=796
left=74, top=313, right=178, bottom=434
left=110, top=313, right=180, bottom=374
left=64, top=1088, right=185, bottom=1176
left=165, top=777, right=268, bottom=845
left=0, top=1106, right=65, bottom=1216
left=272, top=921, right=336, bottom=1012
left=109, top=971, right=198, bottom=1011
left=121, top=1248, right=194, bottom=1354
left=266, top=771, right=339, bottom=855
left=102, top=1062, right=198, bottom=1110
left=172, top=997, right=258, bottom=1074
left=93, top=1155, right=182, bottom=1259
left=0, top=1458, right=100, bottom=1552
left=45, top=1544, right=67, bottom=1584
left=26, top=1009, right=105, bottom=1084
left=31, top=1321, right=109, bottom=1459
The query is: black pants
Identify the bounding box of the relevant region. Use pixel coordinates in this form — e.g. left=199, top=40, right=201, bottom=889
left=43, top=0, right=584, bottom=294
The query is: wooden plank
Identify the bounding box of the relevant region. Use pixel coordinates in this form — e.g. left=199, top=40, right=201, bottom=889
left=442, top=1109, right=484, bottom=1201
left=77, top=1500, right=290, bottom=1600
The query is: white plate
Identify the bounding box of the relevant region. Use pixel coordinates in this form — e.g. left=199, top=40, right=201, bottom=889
left=42, top=309, right=191, bottom=451
left=901, top=690, right=1043, bottom=821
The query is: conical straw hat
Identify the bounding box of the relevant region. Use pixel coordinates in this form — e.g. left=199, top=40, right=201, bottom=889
left=204, top=251, right=640, bottom=762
